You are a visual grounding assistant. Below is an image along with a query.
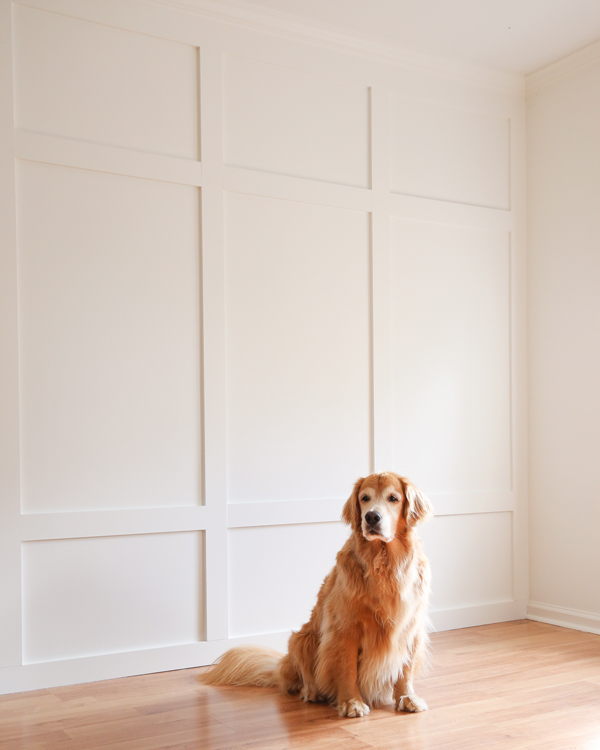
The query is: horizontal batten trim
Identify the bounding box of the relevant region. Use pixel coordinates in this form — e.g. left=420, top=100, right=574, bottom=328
left=228, top=498, right=344, bottom=528
left=390, top=192, right=512, bottom=229
left=144, top=1, right=524, bottom=93
left=14, top=131, right=203, bottom=186
left=20, top=494, right=513, bottom=539
left=14, top=0, right=208, bottom=47
left=224, top=165, right=372, bottom=211
left=13, top=0, right=524, bottom=93
left=228, top=492, right=514, bottom=528
left=20, top=506, right=207, bottom=541
left=430, top=491, right=514, bottom=516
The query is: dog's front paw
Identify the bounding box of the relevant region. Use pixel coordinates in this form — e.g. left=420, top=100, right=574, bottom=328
left=395, top=694, right=428, bottom=713
left=338, top=699, right=370, bottom=718
left=301, top=685, right=320, bottom=703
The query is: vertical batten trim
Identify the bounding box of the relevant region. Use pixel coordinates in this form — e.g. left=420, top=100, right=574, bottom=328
left=370, top=85, right=392, bottom=473
left=0, top=0, right=23, bottom=667
left=507, top=106, right=529, bottom=606
left=200, top=40, right=229, bottom=641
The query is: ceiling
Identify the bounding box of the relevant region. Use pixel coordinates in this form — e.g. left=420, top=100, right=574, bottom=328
left=240, top=0, right=600, bottom=75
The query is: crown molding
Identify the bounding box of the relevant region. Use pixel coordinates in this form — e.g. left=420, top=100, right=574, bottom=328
left=526, top=38, right=600, bottom=97
left=140, top=0, right=525, bottom=94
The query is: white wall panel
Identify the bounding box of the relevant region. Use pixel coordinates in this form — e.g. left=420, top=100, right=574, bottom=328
left=390, top=219, right=511, bottom=494
left=228, top=522, right=349, bottom=637
left=527, top=60, right=600, bottom=622
left=223, top=55, right=370, bottom=188
left=12, top=5, right=199, bottom=159
left=225, top=192, right=371, bottom=503
left=420, top=513, right=513, bottom=611
left=22, top=532, right=204, bottom=664
left=390, top=95, right=510, bottom=209
left=17, top=161, right=201, bottom=512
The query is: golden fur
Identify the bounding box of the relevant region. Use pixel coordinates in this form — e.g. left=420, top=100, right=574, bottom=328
left=199, top=472, right=433, bottom=717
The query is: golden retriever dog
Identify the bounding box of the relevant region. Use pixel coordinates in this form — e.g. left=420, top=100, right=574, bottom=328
left=199, top=472, right=433, bottom=717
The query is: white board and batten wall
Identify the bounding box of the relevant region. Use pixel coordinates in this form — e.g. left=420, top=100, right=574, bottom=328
left=0, top=0, right=527, bottom=694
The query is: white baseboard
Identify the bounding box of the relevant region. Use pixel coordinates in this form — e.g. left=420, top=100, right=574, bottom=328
left=0, top=601, right=527, bottom=696
left=430, top=600, right=527, bottom=633
left=0, top=631, right=290, bottom=697
left=527, top=601, right=600, bottom=635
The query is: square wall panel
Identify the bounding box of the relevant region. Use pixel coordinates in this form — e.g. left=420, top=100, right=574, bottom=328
left=224, top=56, right=370, bottom=188
left=22, top=532, right=204, bottom=664
left=419, top=513, right=513, bottom=610
left=225, top=193, right=371, bottom=503
left=12, top=5, right=199, bottom=158
left=390, top=95, right=510, bottom=209
left=17, top=161, right=201, bottom=512
left=390, top=219, right=511, bottom=494
left=228, top=523, right=350, bottom=637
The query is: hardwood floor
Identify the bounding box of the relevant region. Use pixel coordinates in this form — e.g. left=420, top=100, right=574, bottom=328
left=2, top=620, right=600, bottom=749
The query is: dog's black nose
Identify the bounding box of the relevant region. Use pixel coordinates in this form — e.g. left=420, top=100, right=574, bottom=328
left=365, top=510, right=381, bottom=527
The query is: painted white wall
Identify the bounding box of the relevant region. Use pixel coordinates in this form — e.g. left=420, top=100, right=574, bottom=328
left=0, top=0, right=528, bottom=694
left=527, top=58, right=600, bottom=633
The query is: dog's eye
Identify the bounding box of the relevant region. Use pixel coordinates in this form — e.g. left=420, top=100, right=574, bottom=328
left=360, top=495, right=369, bottom=503
left=389, top=495, right=399, bottom=503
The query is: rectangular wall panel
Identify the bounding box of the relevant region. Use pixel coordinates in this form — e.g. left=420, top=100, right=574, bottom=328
left=390, top=95, right=510, bottom=209
left=420, top=513, right=514, bottom=610
left=224, top=192, right=371, bottom=503
left=22, top=532, right=204, bottom=664
left=17, top=161, right=202, bottom=512
left=390, top=219, right=511, bottom=494
left=12, top=5, right=199, bottom=159
left=223, top=55, right=370, bottom=188
left=228, top=522, right=350, bottom=637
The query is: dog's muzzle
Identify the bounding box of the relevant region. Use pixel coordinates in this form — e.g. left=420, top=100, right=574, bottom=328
left=364, top=510, right=382, bottom=533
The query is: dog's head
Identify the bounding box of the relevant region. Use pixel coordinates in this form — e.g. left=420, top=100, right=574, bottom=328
left=342, top=472, right=432, bottom=542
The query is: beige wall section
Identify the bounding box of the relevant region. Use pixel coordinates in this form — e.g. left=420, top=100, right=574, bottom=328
left=527, top=60, right=600, bottom=630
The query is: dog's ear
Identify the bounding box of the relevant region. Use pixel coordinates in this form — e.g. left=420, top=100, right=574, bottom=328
left=400, top=478, right=433, bottom=527
left=342, top=477, right=364, bottom=533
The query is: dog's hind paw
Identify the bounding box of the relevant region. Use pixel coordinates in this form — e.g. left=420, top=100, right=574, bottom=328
left=395, top=694, right=428, bottom=713
left=338, top=699, right=370, bottom=718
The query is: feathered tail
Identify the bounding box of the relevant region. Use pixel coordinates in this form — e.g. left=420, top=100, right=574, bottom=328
left=198, top=645, right=284, bottom=688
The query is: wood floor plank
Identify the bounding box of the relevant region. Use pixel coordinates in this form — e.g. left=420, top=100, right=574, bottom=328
left=1, top=620, right=600, bottom=749
left=222, top=726, right=377, bottom=750
left=75, top=723, right=238, bottom=750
